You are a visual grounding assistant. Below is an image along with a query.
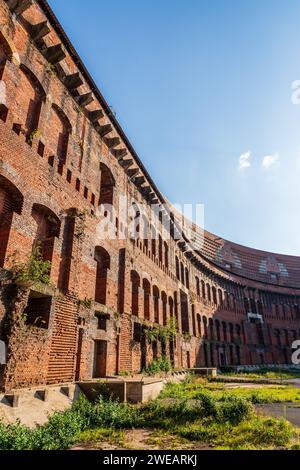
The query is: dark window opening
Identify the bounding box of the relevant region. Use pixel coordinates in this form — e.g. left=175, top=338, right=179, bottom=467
left=0, top=104, right=8, bottom=123
left=66, top=169, right=72, bottom=183
left=48, top=155, right=54, bottom=167
left=133, top=322, right=142, bottom=342
left=96, top=312, right=110, bottom=331
left=99, top=163, right=115, bottom=206
left=37, top=141, right=45, bottom=157
left=24, top=292, right=52, bottom=329
left=94, top=246, right=110, bottom=306
left=180, top=290, right=189, bottom=334
left=12, top=123, right=21, bottom=135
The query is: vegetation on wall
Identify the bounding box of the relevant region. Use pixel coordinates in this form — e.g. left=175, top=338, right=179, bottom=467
left=8, top=246, right=51, bottom=286
left=144, top=319, right=177, bottom=344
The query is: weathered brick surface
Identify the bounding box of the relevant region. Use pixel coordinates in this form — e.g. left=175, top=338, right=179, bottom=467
left=0, top=0, right=300, bottom=392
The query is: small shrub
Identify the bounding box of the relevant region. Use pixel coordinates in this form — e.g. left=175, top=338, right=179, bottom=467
left=0, top=421, right=33, bottom=450
left=143, top=356, right=172, bottom=375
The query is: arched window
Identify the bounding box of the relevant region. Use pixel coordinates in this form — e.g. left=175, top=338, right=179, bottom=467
left=174, top=292, right=178, bottom=323
left=212, top=286, right=217, bottom=305
left=151, top=225, right=156, bottom=258
left=181, top=262, right=185, bottom=286
left=153, top=286, right=160, bottom=324
left=142, top=215, right=149, bottom=252
left=131, top=270, right=140, bottom=316
left=222, top=322, right=227, bottom=342
left=164, top=241, right=169, bottom=269
left=48, top=104, right=72, bottom=167
left=158, top=235, right=163, bottom=264
left=175, top=256, right=180, bottom=280
left=201, top=280, right=206, bottom=299
left=218, top=289, right=223, bottom=306
left=206, top=284, right=211, bottom=303
left=13, top=65, right=46, bottom=142
left=0, top=176, right=23, bottom=267
left=185, top=267, right=190, bottom=289
left=143, top=279, right=151, bottom=320
left=203, top=316, right=208, bottom=338
left=99, top=163, right=115, bottom=207
left=31, top=204, right=60, bottom=264
left=169, top=296, right=174, bottom=319
left=162, top=291, right=168, bottom=325
left=191, top=305, right=196, bottom=336
left=195, top=276, right=200, bottom=297
left=94, top=246, right=110, bottom=305
left=209, top=318, right=214, bottom=340
left=197, top=314, right=201, bottom=337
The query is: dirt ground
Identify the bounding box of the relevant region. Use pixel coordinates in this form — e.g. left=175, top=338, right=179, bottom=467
left=71, top=429, right=212, bottom=451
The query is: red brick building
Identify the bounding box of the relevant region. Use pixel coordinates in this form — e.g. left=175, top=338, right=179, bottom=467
left=0, top=0, right=299, bottom=392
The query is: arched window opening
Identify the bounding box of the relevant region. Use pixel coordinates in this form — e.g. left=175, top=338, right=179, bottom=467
left=169, top=297, right=174, bottom=319
left=13, top=66, right=46, bottom=144
left=0, top=176, right=23, bottom=267
left=180, top=263, right=185, bottom=286
left=206, top=284, right=211, bottom=303
left=222, top=322, right=227, bottom=342
left=153, top=286, right=160, bottom=324
left=197, top=314, right=201, bottom=337
left=158, top=235, right=163, bottom=264
left=94, top=246, right=110, bottom=305
left=20, top=65, right=46, bottom=144
left=195, top=276, right=200, bottom=297
left=49, top=104, right=72, bottom=167
left=201, top=280, right=206, bottom=299
left=212, top=286, right=217, bottom=305
left=143, top=279, right=151, bottom=320
left=192, top=305, right=196, bottom=336
left=218, top=289, right=223, bottom=306
left=185, top=267, right=190, bottom=289
left=142, top=215, right=149, bottom=252
left=209, top=318, right=214, bottom=340
left=99, top=163, right=115, bottom=207
left=151, top=225, right=156, bottom=258
left=203, top=316, right=208, bottom=338
left=31, top=204, right=60, bottom=264
left=175, top=256, right=180, bottom=280
left=131, top=270, right=140, bottom=316
left=164, top=241, right=169, bottom=269
left=162, top=291, right=167, bottom=326
left=174, top=292, right=178, bottom=324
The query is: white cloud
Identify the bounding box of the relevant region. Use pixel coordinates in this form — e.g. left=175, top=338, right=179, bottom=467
left=239, top=151, right=251, bottom=170
left=262, top=153, right=279, bottom=169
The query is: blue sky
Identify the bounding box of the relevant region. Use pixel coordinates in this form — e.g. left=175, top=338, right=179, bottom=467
left=48, top=0, right=300, bottom=256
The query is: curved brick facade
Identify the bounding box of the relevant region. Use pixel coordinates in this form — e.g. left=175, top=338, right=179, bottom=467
left=0, top=0, right=300, bottom=391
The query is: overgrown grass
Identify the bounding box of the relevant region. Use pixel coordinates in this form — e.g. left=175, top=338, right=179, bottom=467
left=79, top=428, right=125, bottom=447
left=0, top=395, right=143, bottom=450
left=177, top=416, right=297, bottom=450
left=160, top=378, right=300, bottom=403
left=221, top=367, right=300, bottom=380
left=1, top=377, right=300, bottom=450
